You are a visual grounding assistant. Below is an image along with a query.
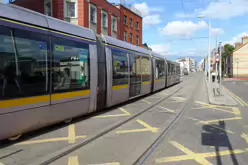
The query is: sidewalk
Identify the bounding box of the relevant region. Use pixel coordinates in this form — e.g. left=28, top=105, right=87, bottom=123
left=224, top=77, right=248, bottom=81
left=205, top=79, right=237, bottom=106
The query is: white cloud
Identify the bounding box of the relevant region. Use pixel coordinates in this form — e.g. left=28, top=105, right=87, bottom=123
left=133, top=2, right=162, bottom=25
left=211, top=28, right=224, bottom=35
left=143, top=15, right=162, bottom=25
left=174, top=13, right=196, bottom=18
left=225, top=32, right=248, bottom=45
left=201, top=0, right=248, bottom=19
left=149, top=43, right=172, bottom=56
left=160, top=21, right=207, bottom=38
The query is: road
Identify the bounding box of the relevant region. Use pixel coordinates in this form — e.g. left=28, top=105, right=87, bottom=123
left=1, top=73, right=248, bottom=165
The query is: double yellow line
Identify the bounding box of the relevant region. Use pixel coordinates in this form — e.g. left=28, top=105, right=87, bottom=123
left=224, top=87, right=248, bottom=106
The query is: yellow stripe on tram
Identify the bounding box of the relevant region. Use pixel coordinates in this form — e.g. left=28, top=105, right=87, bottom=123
left=142, top=81, right=151, bottom=85
left=112, top=84, right=129, bottom=90
left=0, top=90, right=91, bottom=108
left=51, top=90, right=90, bottom=101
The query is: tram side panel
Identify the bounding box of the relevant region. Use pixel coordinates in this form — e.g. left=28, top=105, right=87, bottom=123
left=106, top=47, right=129, bottom=107
left=0, top=22, right=96, bottom=140
left=153, top=58, right=166, bottom=91
left=141, top=56, right=152, bottom=95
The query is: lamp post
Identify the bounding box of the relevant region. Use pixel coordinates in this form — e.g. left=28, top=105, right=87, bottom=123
left=198, top=15, right=211, bottom=82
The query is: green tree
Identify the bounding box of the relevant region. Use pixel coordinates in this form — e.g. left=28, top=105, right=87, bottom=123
left=222, top=44, right=235, bottom=59
left=222, top=44, right=235, bottom=77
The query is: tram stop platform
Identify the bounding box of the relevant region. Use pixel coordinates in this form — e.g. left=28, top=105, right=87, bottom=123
left=205, top=79, right=237, bottom=106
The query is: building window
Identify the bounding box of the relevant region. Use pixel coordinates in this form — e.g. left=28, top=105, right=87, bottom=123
left=129, top=33, right=132, bottom=43
left=102, top=10, right=108, bottom=28
left=136, top=22, right=139, bottom=30
left=136, top=35, right=139, bottom=45
left=65, top=1, right=76, bottom=17
left=124, top=15, right=127, bottom=25
left=90, top=4, right=97, bottom=23
left=44, top=0, right=52, bottom=16
left=130, top=18, right=133, bottom=27
left=112, top=16, right=117, bottom=32
left=124, top=32, right=127, bottom=41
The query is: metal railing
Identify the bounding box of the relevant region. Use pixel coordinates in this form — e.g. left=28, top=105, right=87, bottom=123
left=109, top=0, right=142, bottom=17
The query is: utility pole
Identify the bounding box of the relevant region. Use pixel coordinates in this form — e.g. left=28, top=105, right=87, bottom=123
left=219, top=42, right=222, bottom=94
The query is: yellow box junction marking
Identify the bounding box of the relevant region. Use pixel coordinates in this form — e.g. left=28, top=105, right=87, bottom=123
left=94, top=108, right=131, bottom=118
left=68, top=156, right=79, bottom=165
left=194, top=101, right=241, bottom=116
left=140, top=99, right=151, bottom=104
left=170, top=97, right=186, bottom=102
left=241, top=133, right=248, bottom=144
left=157, top=106, right=176, bottom=113
left=155, top=141, right=247, bottom=164
left=116, top=119, right=158, bottom=134
left=189, top=117, right=234, bottom=134
left=224, top=87, right=248, bottom=106
left=87, top=162, right=120, bottom=165
left=199, top=117, right=242, bottom=125
left=15, top=124, right=87, bottom=146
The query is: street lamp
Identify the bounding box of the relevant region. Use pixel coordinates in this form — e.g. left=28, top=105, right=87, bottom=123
left=198, top=15, right=211, bottom=82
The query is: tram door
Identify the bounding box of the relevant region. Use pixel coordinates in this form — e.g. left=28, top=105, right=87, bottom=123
left=129, top=54, right=141, bottom=98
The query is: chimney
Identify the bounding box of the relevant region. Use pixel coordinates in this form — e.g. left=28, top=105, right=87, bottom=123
left=235, top=42, right=242, bottom=49
left=242, top=36, right=248, bottom=45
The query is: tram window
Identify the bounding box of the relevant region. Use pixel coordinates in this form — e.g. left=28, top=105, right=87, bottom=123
left=0, top=27, right=49, bottom=100
left=112, top=50, right=128, bottom=86
left=141, top=57, right=151, bottom=82
left=52, top=37, right=90, bottom=93
left=155, top=60, right=165, bottom=79
left=129, top=54, right=141, bottom=84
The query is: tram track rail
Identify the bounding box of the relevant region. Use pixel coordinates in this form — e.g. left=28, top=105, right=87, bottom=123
left=24, top=77, right=196, bottom=165
left=132, top=73, right=202, bottom=165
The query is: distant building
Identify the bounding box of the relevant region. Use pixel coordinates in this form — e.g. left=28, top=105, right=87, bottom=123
left=232, top=36, right=248, bottom=78
left=12, top=0, right=143, bottom=46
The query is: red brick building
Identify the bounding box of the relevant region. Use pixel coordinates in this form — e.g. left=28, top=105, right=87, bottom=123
left=13, top=0, right=142, bottom=46
left=117, top=5, right=142, bottom=46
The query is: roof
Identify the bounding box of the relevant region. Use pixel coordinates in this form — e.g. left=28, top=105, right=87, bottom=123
left=0, top=3, right=96, bottom=40
left=101, top=34, right=150, bottom=55
left=233, top=42, right=248, bottom=53
left=151, top=52, right=166, bottom=60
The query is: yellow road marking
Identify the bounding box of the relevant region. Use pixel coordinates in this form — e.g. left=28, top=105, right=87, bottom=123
left=208, top=124, right=234, bottom=134
left=88, top=162, right=120, bottom=165
left=116, top=119, right=158, bottom=134
left=157, top=106, right=176, bottom=113
left=156, top=141, right=247, bottom=164
left=15, top=135, right=87, bottom=145
left=193, top=105, right=240, bottom=115
left=199, top=117, right=242, bottom=124
left=241, top=133, right=248, bottom=144
left=0, top=162, right=5, bottom=165
left=189, top=117, right=234, bottom=134
left=15, top=124, right=87, bottom=145
left=224, top=87, right=248, bottom=106
left=141, top=99, right=151, bottom=104
left=169, top=141, right=212, bottom=165
left=68, top=124, right=76, bottom=144
left=232, top=107, right=241, bottom=116
left=68, top=156, right=79, bottom=165
left=94, top=108, right=131, bottom=118
left=136, top=120, right=158, bottom=133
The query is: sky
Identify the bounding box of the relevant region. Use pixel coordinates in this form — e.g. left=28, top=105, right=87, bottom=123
left=4, top=0, right=248, bottom=63
left=107, top=0, right=248, bottom=63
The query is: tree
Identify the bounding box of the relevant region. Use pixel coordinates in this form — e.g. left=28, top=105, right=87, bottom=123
left=222, top=44, right=235, bottom=77
left=222, top=44, right=235, bottom=59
